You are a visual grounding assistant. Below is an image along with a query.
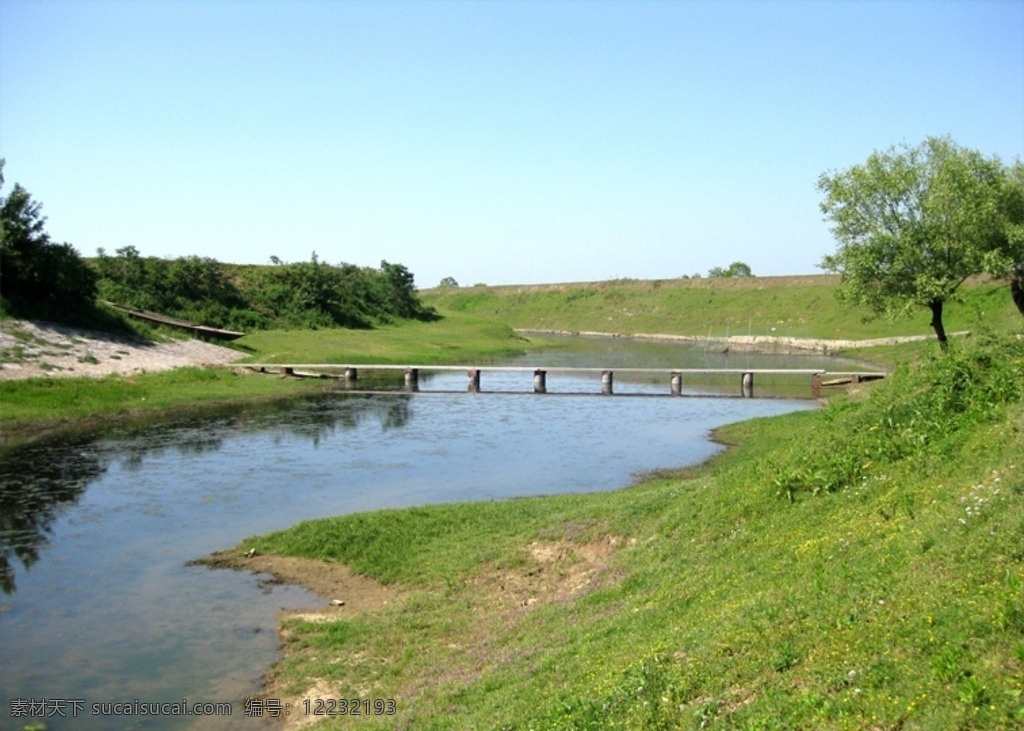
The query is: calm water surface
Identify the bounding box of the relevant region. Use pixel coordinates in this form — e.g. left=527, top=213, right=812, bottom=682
left=1, top=338, right=863, bottom=729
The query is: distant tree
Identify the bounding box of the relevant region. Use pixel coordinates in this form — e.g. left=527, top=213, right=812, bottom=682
left=0, top=161, right=99, bottom=322
left=438, top=276, right=459, bottom=288
left=708, top=261, right=753, bottom=278
left=818, top=136, right=1015, bottom=348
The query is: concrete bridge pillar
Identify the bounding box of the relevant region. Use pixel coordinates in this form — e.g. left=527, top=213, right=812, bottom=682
left=534, top=369, right=547, bottom=394
left=742, top=372, right=754, bottom=398
left=467, top=368, right=481, bottom=393
left=404, top=367, right=419, bottom=392
left=601, top=370, right=614, bottom=395
left=670, top=371, right=682, bottom=396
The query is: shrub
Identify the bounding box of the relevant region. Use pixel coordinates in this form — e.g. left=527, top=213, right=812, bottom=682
left=764, top=333, right=1024, bottom=499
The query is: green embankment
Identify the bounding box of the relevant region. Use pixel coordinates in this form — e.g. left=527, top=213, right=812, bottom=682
left=421, top=275, right=1020, bottom=342
left=230, top=335, right=1024, bottom=729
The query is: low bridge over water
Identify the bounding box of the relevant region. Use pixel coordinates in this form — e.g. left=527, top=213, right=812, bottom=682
left=243, top=364, right=886, bottom=398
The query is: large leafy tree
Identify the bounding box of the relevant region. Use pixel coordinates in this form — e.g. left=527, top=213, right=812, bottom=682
left=1003, top=160, right=1024, bottom=316
left=0, top=161, right=99, bottom=321
left=818, top=136, right=1015, bottom=348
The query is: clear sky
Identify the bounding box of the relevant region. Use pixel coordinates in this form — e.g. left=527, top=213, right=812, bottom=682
left=2, top=0, right=1022, bottom=288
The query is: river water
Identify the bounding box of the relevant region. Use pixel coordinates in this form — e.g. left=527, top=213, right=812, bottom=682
left=0, top=338, right=865, bottom=729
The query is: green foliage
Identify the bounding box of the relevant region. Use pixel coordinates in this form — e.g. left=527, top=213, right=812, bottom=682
left=0, top=162, right=100, bottom=325
left=707, top=261, right=753, bottom=278
left=819, top=136, right=1019, bottom=344
left=95, top=246, right=262, bottom=329
left=765, top=333, right=1024, bottom=499
left=94, top=249, right=438, bottom=331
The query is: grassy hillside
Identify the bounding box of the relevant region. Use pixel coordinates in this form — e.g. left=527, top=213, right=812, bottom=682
left=227, top=335, right=1024, bottom=729
left=421, top=275, right=1021, bottom=342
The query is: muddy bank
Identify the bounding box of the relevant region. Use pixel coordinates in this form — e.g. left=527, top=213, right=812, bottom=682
left=192, top=549, right=402, bottom=616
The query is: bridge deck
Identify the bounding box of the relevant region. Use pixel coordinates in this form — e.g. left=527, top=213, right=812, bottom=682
left=241, top=363, right=885, bottom=397
left=241, top=364, right=886, bottom=377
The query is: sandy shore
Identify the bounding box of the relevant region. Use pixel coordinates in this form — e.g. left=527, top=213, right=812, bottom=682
left=0, top=319, right=242, bottom=381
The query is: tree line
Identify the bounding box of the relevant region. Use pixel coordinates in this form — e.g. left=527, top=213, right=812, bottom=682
left=93, top=247, right=437, bottom=331
left=0, top=161, right=436, bottom=331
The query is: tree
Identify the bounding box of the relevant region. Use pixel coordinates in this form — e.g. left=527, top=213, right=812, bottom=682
left=818, top=136, right=1014, bottom=348
left=708, top=261, right=753, bottom=278
left=1002, top=161, right=1024, bottom=317
left=0, top=161, right=99, bottom=321
left=438, top=276, right=459, bottom=288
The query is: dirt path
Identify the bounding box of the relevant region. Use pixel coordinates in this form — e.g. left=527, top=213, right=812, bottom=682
left=516, top=328, right=955, bottom=353
left=0, top=319, right=242, bottom=380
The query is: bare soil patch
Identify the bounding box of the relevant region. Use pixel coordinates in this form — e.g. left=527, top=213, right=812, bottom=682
left=194, top=549, right=403, bottom=617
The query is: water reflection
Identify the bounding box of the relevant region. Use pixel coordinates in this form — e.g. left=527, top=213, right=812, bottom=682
left=0, top=395, right=414, bottom=597
left=0, top=438, right=105, bottom=594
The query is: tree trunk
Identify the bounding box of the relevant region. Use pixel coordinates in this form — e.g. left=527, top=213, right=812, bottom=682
left=929, top=298, right=948, bottom=350
left=1012, top=271, right=1024, bottom=319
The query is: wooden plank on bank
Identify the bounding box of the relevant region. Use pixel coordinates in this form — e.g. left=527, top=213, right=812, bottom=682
left=103, top=301, right=246, bottom=340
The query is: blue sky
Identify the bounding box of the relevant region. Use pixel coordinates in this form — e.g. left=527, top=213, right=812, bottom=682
left=2, top=0, right=1022, bottom=288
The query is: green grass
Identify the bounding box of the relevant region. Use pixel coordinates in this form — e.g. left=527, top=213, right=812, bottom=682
left=233, top=312, right=554, bottom=365
left=228, top=335, right=1024, bottom=730
left=0, top=367, right=333, bottom=443
left=421, top=275, right=1021, bottom=343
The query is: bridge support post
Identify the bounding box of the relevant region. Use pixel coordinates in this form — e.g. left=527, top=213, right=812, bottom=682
left=742, top=372, right=753, bottom=397
left=534, top=369, right=547, bottom=394
left=404, top=367, right=419, bottom=392
left=811, top=373, right=822, bottom=398
left=670, top=371, right=682, bottom=396
left=468, top=368, right=481, bottom=393
left=601, top=370, right=614, bottom=395
left=281, top=366, right=294, bottom=377
left=344, top=367, right=358, bottom=389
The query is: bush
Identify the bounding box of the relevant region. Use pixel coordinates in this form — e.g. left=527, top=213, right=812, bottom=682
left=765, top=333, right=1024, bottom=499
left=94, top=249, right=438, bottom=331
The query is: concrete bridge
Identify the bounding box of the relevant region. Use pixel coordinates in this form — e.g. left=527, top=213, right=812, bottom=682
left=243, top=364, right=886, bottom=398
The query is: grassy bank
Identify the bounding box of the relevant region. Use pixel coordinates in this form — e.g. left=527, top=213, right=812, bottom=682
left=226, top=335, right=1024, bottom=730
left=232, top=312, right=550, bottom=365
left=421, top=275, right=1021, bottom=344
left=0, top=367, right=335, bottom=444
left=0, top=315, right=550, bottom=443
